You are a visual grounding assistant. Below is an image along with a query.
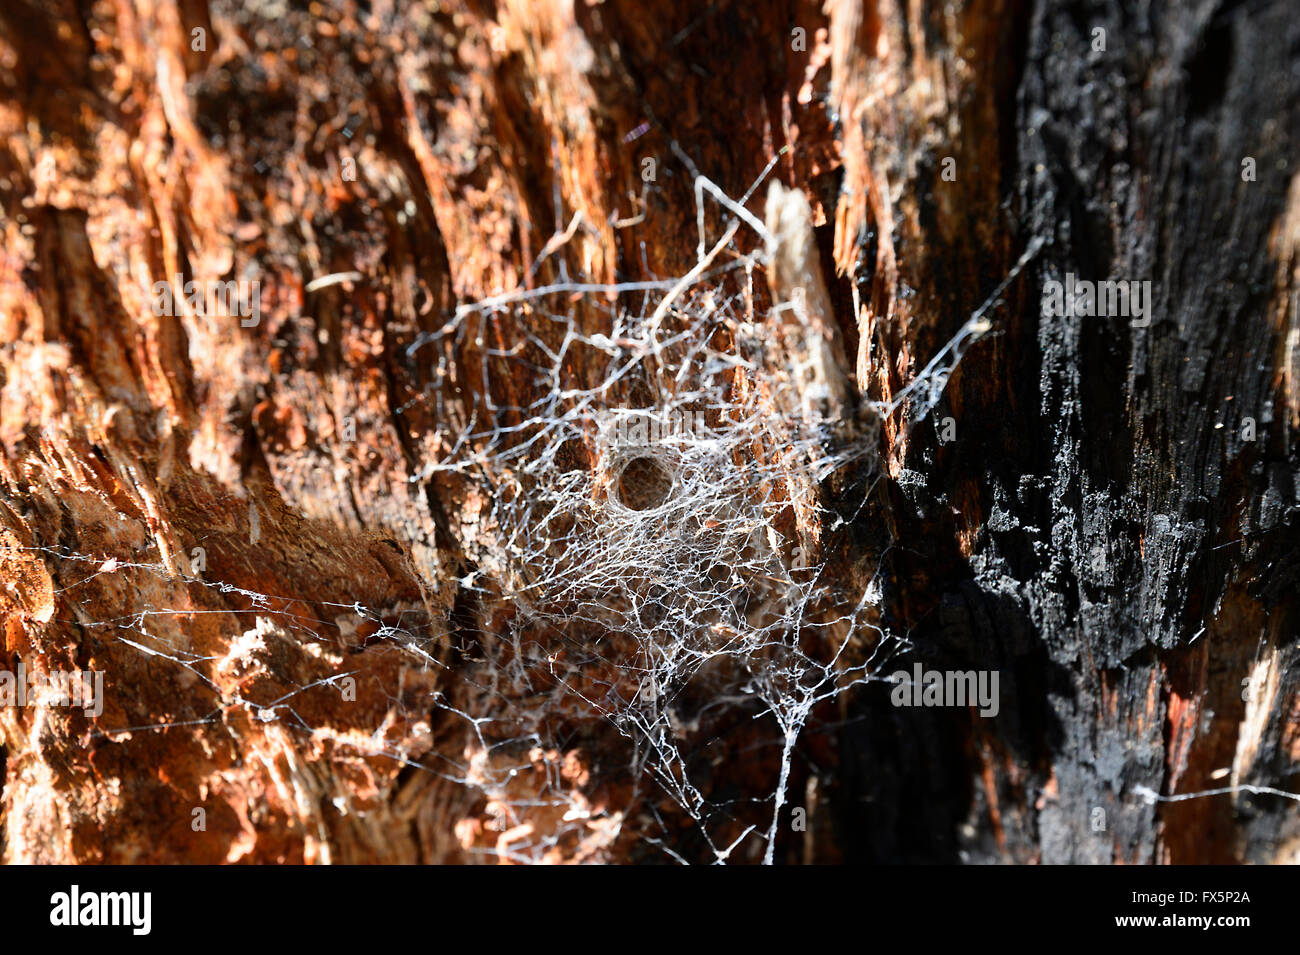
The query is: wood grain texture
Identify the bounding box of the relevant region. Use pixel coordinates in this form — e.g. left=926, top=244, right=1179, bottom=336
left=0, top=0, right=1295, bottom=863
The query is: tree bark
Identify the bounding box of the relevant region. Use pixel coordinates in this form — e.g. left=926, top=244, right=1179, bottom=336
left=0, top=0, right=1296, bottom=863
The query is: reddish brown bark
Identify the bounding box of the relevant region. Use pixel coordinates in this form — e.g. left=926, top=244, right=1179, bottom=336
left=1, top=0, right=1297, bottom=864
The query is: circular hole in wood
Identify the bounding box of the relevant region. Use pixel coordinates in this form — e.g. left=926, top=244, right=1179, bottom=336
left=614, top=455, right=674, bottom=511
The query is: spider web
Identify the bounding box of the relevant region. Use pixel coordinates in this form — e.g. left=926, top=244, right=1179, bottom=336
left=13, top=160, right=1031, bottom=864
